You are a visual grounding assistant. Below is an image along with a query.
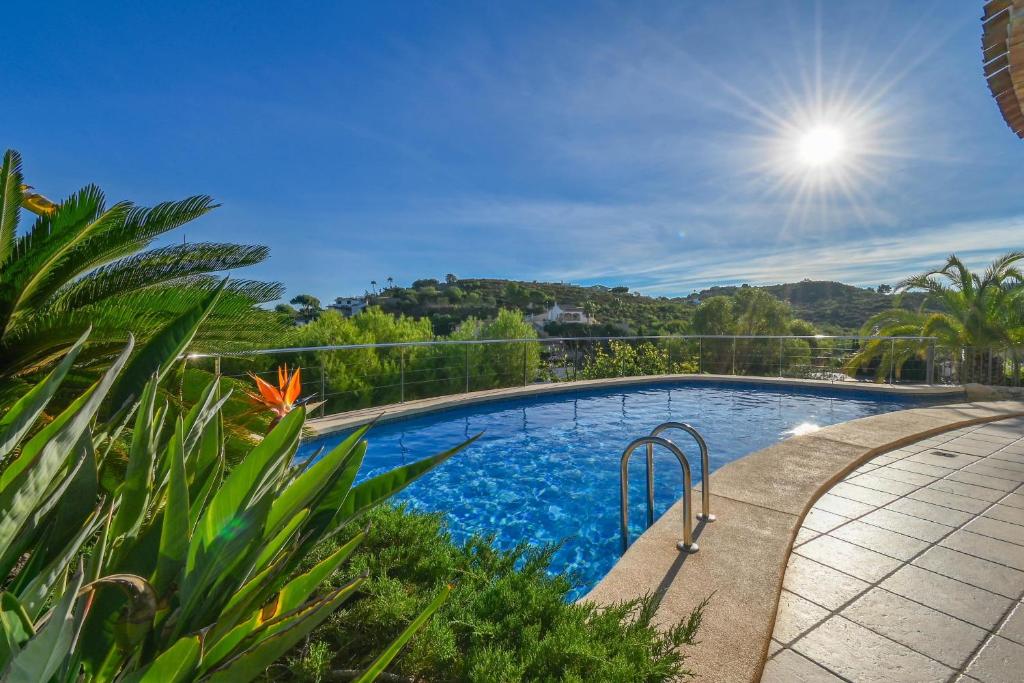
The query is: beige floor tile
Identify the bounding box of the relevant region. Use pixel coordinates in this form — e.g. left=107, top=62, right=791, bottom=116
left=813, top=492, right=875, bottom=519
left=796, top=535, right=902, bottom=583
left=830, top=520, right=929, bottom=561
left=793, top=527, right=820, bottom=547
left=881, top=564, right=1012, bottom=630
left=793, top=616, right=952, bottom=683
left=870, top=465, right=938, bottom=487
left=964, top=636, right=1024, bottom=683
left=1000, top=492, right=1024, bottom=510
left=844, top=472, right=918, bottom=496
left=909, top=450, right=982, bottom=469
left=941, top=530, right=1024, bottom=570
left=829, top=481, right=899, bottom=507
left=947, top=470, right=1020, bottom=493
left=885, top=497, right=974, bottom=527
left=928, top=479, right=1006, bottom=503
left=773, top=590, right=830, bottom=644
left=783, top=554, right=870, bottom=611
left=841, top=588, right=987, bottom=668
left=802, top=508, right=849, bottom=533
left=1000, top=603, right=1024, bottom=646
left=984, top=503, right=1024, bottom=526
left=860, top=507, right=953, bottom=543
left=888, top=458, right=956, bottom=477
left=964, top=516, right=1024, bottom=547
left=913, top=546, right=1024, bottom=599
left=908, top=487, right=991, bottom=514
left=761, top=648, right=844, bottom=682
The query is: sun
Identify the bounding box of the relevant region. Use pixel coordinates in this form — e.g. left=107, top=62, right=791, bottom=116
left=797, top=125, right=846, bottom=166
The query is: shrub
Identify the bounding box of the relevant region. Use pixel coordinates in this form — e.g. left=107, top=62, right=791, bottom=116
left=284, top=505, right=705, bottom=683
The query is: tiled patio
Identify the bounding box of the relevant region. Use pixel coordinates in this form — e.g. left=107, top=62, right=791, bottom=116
left=764, top=417, right=1024, bottom=682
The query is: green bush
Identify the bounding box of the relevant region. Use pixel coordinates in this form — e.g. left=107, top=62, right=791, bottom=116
left=283, top=505, right=704, bottom=683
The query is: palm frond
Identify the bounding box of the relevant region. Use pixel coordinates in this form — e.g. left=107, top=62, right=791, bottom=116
left=0, top=150, right=23, bottom=266
left=50, top=243, right=270, bottom=311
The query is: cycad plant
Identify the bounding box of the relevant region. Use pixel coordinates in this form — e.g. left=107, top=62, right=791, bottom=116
left=0, top=321, right=473, bottom=680
left=0, top=149, right=283, bottom=397
left=848, top=252, right=1024, bottom=381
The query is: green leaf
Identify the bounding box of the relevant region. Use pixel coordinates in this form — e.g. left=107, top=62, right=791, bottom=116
left=353, top=584, right=451, bottom=683
left=0, top=340, right=132, bottom=552
left=193, top=407, right=304, bottom=560
left=332, top=434, right=479, bottom=528
left=0, top=328, right=88, bottom=462
left=151, top=418, right=189, bottom=596
left=119, top=635, right=199, bottom=683
left=264, top=423, right=371, bottom=535
left=0, top=593, right=34, bottom=669
left=275, top=530, right=364, bottom=615
left=203, top=579, right=364, bottom=681
left=108, top=278, right=227, bottom=413
left=2, top=566, right=84, bottom=682
left=110, top=377, right=159, bottom=547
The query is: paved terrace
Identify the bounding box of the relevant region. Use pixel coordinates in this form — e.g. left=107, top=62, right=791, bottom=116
left=765, top=417, right=1024, bottom=682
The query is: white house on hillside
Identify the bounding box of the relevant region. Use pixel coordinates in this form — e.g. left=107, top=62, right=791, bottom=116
left=327, top=297, right=368, bottom=317
left=527, top=302, right=596, bottom=328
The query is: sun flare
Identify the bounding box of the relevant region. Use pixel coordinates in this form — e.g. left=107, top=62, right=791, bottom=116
left=798, top=125, right=846, bottom=166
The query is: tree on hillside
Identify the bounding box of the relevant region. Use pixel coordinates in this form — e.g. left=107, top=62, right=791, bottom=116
left=290, top=293, right=322, bottom=321
left=445, top=273, right=458, bottom=285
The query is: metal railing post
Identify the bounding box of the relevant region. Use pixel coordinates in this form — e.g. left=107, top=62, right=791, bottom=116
left=400, top=348, right=406, bottom=403
left=925, top=341, right=935, bottom=385
left=778, top=337, right=784, bottom=378
left=888, top=339, right=895, bottom=384
left=320, top=365, right=327, bottom=417
left=698, top=337, right=703, bottom=373
left=465, top=344, right=470, bottom=393
left=214, top=355, right=221, bottom=376
left=522, top=342, right=529, bottom=385
left=731, top=336, right=737, bottom=375
left=988, top=348, right=994, bottom=386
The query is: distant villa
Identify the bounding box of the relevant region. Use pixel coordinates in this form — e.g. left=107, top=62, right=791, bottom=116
left=527, top=302, right=597, bottom=328
left=328, top=296, right=368, bottom=318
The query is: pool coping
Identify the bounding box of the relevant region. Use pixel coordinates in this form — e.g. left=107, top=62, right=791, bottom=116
left=579, top=399, right=1024, bottom=682
left=306, top=373, right=964, bottom=435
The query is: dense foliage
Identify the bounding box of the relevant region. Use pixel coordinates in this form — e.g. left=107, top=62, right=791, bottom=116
left=0, top=149, right=283, bottom=406
left=266, top=307, right=540, bottom=411
left=283, top=505, right=704, bottom=683
left=579, top=340, right=697, bottom=379
left=850, top=252, right=1024, bottom=382
left=0, top=299, right=472, bottom=680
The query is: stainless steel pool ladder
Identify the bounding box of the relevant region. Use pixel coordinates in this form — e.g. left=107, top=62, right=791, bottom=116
left=619, top=422, right=713, bottom=554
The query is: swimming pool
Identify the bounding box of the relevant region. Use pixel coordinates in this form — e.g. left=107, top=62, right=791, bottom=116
left=298, top=381, right=949, bottom=599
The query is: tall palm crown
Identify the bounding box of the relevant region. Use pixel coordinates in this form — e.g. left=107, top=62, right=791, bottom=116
left=0, top=149, right=283, bottom=384
left=849, top=252, right=1024, bottom=379
left=862, top=252, right=1024, bottom=347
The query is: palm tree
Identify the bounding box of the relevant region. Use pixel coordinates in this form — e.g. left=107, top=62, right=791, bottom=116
left=370, top=279, right=378, bottom=295
left=849, top=252, right=1024, bottom=382
left=386, top=276, right=394, bottom=290
left=0, top=149, right=283, bottom=391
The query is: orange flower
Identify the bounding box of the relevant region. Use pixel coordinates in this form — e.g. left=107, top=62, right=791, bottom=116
left=246, top=364, right=303, bottom=418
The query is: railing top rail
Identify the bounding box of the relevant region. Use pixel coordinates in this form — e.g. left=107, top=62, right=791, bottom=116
left=186, top=334, right=939, bottom=359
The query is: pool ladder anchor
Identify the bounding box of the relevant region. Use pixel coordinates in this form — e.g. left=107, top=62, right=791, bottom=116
left=619, top=422, right=714, bottom=555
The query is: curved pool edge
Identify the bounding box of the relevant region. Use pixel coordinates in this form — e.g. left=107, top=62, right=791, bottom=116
left=307, top=373, right=965, bottom=436
left=579, top=399, right=1024, bottom=683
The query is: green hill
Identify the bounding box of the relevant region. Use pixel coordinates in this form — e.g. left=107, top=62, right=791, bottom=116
left=686, top=280, right=927, bottom=331
left=357, top=277, right=927, bottom=336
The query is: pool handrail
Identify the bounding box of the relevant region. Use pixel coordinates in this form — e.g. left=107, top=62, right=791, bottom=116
left=649, top=422, right=715, bottom=523
left=619, top=435, right=698, bottom=554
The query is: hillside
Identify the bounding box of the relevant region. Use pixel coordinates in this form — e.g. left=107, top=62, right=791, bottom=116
left=354, top=277, right=928, bottom=335
left=686, top=280, right=928, bottom=331
left=372, top=277, right=692, bottom=335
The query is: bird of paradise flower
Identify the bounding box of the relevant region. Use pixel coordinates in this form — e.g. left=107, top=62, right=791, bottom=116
left=244, top=364, right=323, bottom=425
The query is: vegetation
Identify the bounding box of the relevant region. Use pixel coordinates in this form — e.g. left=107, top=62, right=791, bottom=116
left=688, top=280, right=928, bottom=332
left=579, top=340, right=697, bottom=379
left=275, top=307, right=540, bottom=411
left=0, top=305, right=473, bottom=680
left=850, top=252, right=1024, bottom=382
left=0, top=149, right=282, bottom=405
left=283, top=505, right=705, bottom=683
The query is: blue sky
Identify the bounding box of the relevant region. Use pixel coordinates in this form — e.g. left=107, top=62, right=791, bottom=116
left=6, top=1, right=1024, bottom=301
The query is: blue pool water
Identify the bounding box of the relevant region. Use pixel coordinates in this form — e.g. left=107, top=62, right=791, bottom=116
left=298, top=381, right=947, bottom=599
